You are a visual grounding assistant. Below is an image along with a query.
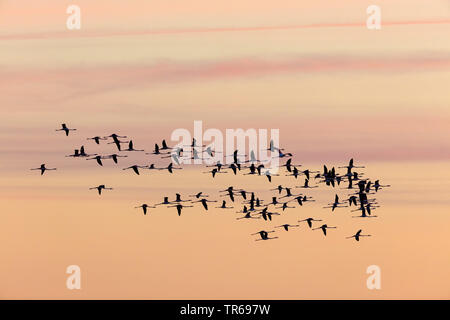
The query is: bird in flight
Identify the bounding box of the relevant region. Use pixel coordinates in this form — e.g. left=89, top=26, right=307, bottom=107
left=216, top=200, right=234, bottom=209
left=168, top=204, right=193, bottom=216
left=135, top=204, right=155, bottom=215
left=55, top=123, right=76, bottom=136
left=189, top=192, right=209, bottom=199
left=87, top=136, right=107, bottom=145
left=86, top=155, right=105, bottom=166
left=346, top=229, right=372, bottom=241
left=298, top=218, right=322, bottom=228
left=296, top=178, right=318, bottom=189
left=105, top=133, right=127, bottom=151
left=323, top=194, right=348, bottom=212
left=89, top=185, right=113, bottom=195
left=123, top=165, right=147, bottom=175
left=275, top=224, right=300, bottom=231
left=123, top=140, right=144, bottom=152
left=251, top=230, right=278, bottom=241
left=313, top=224, right=337, bottom=236
left=193, top=198, right=217, bottom=211
left=158, top=163, right=182, bottom=174
left=105, top=154, right=128, bottom=164
left=30, top=164, right=56, bottom=175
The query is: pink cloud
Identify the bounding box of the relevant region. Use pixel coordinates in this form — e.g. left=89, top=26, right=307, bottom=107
left=1, top=19, right=449, bottom=41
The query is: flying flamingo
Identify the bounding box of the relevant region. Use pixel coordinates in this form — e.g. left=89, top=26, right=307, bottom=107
left=323, top=195, right=348, bottom=212
left=275, top=224, right=299, bottom=231
left=193, top=198, right=217, bottom=211
left=135, top=204, right=155, bottom=215
left=251, top=230, right=278, bottom=241
left=168, top=204, right=193, bottom=216
left=105, top=133, right=127, bottom=151
left=313, top=224, right=337, bottom=236
left=89, top=185, right=113, bottom=195
left=86, top=155, right=105, bottom=166
left=105, top=154, right=128, bottom=164
left=346, top=229, right=372, bottom=241
left=87, top=136, right=107, bottom=144
left=55, top=123, right=76, bottom=136
left=30, top=164, right=56, bottom=175
left=123, top=165, right=147, bottom=175
left=298, top=218, right=322, bottom=228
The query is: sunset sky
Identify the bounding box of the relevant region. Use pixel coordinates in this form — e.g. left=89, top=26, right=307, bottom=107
left=1, top=0, right=449, bottom=299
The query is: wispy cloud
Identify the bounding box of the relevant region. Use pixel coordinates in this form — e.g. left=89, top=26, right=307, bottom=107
left=3, top=54, right=450, bottom=101
left=1, top=19, right=449, bottom=41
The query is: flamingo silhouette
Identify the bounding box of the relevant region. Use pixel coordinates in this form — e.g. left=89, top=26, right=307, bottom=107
left=168, top=204, right=193, bottom=216
left=193, top=198, right=217, bottom=211
left=105, top=154, right=128, bottom=164
left=298, top=218, right=322, bottom=228
left=123, top=165, right=147, bottom=175
left=346, top=229, right=372, bottom=241
left=275, top=224, right=299, bottom=231
left=216, top=200, right=234, bottom=209
left=89, top=185, right=113, bottom=195
left=104, top=133, right=127, bottom=151
left=30, top=164, right=56, bottom=175
left=86, top=155, right=105, bottom=166
left=135, top=204, right=155, bottom=215
left=55, top=123, right=76, bottom=136
left=251, top=230, right=278, bottom=241
left=323, top=194, right=348, bottom=212
left=123, top=140, right=144, bottom=152
left=87, top=136, right=107, bottom=144
left=313, top=224, right=337, bottom=236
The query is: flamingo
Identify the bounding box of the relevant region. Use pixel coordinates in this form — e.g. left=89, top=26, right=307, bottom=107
left=236, top=211, right=260, bottom=220
left=346, top=229, right=372, bottom=241
left=87, top=136, right=107, bottom=144
left=135, top=204, right=155, bottom=215
left=55, top=123, right=76, bottom=136
left=105, top=154, right=128, bottom=164
left=104, top=133, right=127, bottom=151
left=313, top=224, right=337, bottom=236
left=193, top=198, right=217, bottom=211
left=154, top=197, right=172, bottom=206
left=296, top=178, right=318, bottom=189
left=86, top=155, right=105, bottom=166
left=298, top=218, right=322, bottom=228
left=257, top=207, right=280, bottom=221
left=89, top=185, right=113, bottom=195
left=374, top=180, right=391, bottom=192
left=159, top=163, right=182, bottom=174
left=203, top=168, right=226, bottom=178
left=216, top=200, right=234, bottom=209
left=30, top=164, right=56, bottom=175
left=251, top=230, right=278, bottom=241
left=79, top=146, right=96, bottom=157
left=123, top=165, right=147, bottom=175
left=339, top=158, right=365, bottom=170
left=168, top=204, right=193, bottom=216
left=270, top=185, right=284, bottom=194
left=275, top=224, right=299, bottom=231
left=323, top=194, right=348, bottom=212
left=123, top=140, right=144, bottom=152
left=189, top=192, right=209, bottom=199
left=161, top=139, right=171, bottom=150
left=66, top=149, right=80, bottom=157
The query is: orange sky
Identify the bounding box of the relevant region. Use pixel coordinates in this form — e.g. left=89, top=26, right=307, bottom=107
left=0, top=0, right=449, bottom=299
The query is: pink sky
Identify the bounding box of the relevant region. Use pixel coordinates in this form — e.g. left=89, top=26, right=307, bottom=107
left=1, top=0, right=449, bottom=299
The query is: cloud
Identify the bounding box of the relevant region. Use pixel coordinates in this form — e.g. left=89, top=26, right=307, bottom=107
left=3, top=54, right=450, bottom=101
left=1, top=19, right=449, bottom=41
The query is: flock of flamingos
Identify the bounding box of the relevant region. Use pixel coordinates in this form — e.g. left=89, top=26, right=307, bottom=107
left=31, top=123, right=390, bottom=242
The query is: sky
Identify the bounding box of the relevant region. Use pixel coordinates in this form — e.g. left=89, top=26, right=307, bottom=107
left=0, top=1, right=449, bottom=299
